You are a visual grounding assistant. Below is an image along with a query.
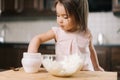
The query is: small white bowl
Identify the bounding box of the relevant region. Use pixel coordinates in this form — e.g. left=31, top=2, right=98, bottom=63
left=21, top=52, right=42, bottom=73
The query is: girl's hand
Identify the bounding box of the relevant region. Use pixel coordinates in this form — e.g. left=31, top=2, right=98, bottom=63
left=94, top=66, right=104, bottom=71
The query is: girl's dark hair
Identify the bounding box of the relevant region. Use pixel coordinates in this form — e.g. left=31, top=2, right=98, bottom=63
left=54, top=0, right=89, bottom=32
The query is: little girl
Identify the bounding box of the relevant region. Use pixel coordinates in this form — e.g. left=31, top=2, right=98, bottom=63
left=28, top=0, right=104, bottom=71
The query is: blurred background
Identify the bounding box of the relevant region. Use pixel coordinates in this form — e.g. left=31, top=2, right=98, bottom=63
left=0, top=0, right=119, bottom=44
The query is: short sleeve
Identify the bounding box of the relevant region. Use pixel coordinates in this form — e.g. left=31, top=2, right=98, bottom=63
left=52, top=27, right=59, bottom=35
left=52, top=27, right=60, bottom=41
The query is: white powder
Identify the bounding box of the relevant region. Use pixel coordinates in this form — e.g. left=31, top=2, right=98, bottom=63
left=42, top=54, right=84, bottom=77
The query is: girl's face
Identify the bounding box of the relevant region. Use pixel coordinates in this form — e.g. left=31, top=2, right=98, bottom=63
left=56, top=2, right=78, bottom=32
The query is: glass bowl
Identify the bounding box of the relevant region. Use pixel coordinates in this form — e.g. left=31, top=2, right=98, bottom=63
left=42, top=54, right=84, bottom=77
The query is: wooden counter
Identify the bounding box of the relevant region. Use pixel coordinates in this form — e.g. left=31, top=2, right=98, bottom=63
left=0, top=68, right=117, bottom=80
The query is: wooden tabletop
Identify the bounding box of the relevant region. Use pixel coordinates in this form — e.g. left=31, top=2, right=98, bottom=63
left=0, top=68, right=117, bottom=80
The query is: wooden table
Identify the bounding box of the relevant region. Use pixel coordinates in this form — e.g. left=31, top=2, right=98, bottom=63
left=0, top=68, right=117, bottom=80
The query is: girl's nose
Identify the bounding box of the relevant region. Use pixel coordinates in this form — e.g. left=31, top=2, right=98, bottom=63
left=58, top=17, right=63, bottom=23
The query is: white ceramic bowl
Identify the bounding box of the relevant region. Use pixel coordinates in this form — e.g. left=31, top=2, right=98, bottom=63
left=21, top=52, right=42, bottom=73
left=42, top=54, right=84, bottom=77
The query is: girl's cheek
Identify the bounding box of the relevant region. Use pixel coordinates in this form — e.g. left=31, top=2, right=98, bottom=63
left=56, top=19, right=60, bottom=24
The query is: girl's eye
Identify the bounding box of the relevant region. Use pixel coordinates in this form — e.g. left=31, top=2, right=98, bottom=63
left=64, top=15, right=68, bottom=19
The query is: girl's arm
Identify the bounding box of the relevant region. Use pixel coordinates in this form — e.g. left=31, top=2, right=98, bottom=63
left=27, top=30, right=55, bottom=53
left=89, top=39, right=104, bottom=71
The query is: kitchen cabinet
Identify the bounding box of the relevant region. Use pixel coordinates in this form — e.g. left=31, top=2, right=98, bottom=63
left=0, top=47, right=5, bottom=68
left=88, top=0, right=112, bottom=12
left=4, top=47, right=18, bottom=68
left=111, top=47, right=120, bottom=78
left=95, top=45, right=120, bottom=79
left=94, top=46, right=110, bottom=71
left=112, top=0, right=120, bottom=15
left=0, top=44, right=28, bottom=69
left=38, top=44, right=55, bottom=54
left=112, top=0, right=120, bottom=12
left=0, top=43, right=55, bottom=69
left=0, top=46, right=16, bottom=69
left=1, top=0, right=15, bottom=14
left=0, top=0, right=55, bottom=17
left=13, top=45, right=28, bottom=67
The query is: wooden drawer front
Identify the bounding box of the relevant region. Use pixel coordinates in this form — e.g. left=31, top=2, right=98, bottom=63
left=39, top=45, right=55, bottom=54
left=95, top=47, right=110, bottom=71
left=111, top=47, right=120, bottom=66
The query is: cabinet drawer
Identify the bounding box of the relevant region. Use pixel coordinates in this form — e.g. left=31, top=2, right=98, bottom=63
left=111, top=47, right=120, bottom=65
left=95, top=46, right=110, bottom=71
left=39, top=45, right=55, bottom=54
left=112, top=66, right=120, bottom=71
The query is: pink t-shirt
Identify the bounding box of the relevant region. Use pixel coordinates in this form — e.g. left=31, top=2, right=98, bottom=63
left=52, top=27, right=94, bottom=71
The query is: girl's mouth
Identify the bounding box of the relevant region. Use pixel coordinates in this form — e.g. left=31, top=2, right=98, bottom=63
left=60, top=25, right=64, bottom=28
